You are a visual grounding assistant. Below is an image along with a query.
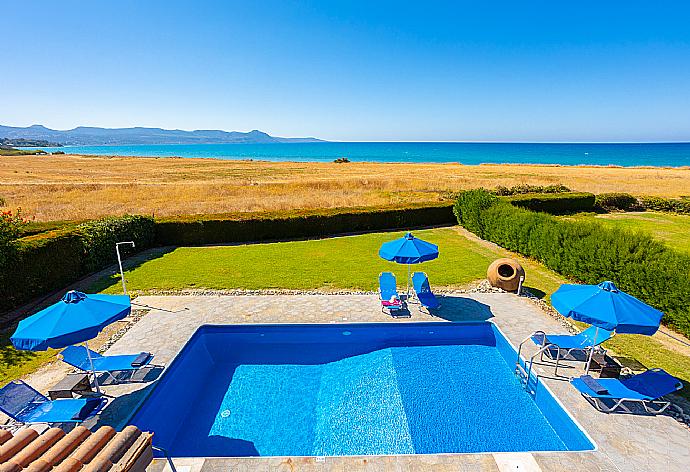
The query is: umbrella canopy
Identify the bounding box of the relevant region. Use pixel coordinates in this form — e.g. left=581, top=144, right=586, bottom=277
left=11, top=291, right=131, bottom=351
left=551, top=281, right=663, bottom=335
left=379, top=232, right=439, bottom=264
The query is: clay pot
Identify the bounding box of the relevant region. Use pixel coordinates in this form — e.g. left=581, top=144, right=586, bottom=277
left=487, top=258, right=525, bottom=292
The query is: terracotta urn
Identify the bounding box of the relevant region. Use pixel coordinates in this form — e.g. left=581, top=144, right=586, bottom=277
left=487, top=258, right=525, bottom=292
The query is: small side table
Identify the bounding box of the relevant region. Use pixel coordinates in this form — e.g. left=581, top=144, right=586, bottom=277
left=48, top=373, right=93, bottom=400
left=589, top=352, right=623, bottom=378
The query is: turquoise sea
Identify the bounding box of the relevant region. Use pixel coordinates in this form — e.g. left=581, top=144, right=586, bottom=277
left=34, top=142, right=690, bottom=167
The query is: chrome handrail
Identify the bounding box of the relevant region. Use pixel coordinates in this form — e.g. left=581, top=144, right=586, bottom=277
left=515, top=331, right=560, bottom=394
left=152, top=445, right=176, bottom=472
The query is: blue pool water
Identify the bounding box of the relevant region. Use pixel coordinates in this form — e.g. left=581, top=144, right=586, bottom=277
left=31, top=142, right=690, bottom=167
left=130, top=323, right=594, bottom=457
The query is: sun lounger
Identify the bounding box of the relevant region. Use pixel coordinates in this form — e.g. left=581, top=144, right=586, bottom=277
left=530, top=326, right=613, bottom=375
left=60, top=345, right=154, bottom=382
left=532, top=325, right=612, bottom=358
left=571, top=368, right=683, bottom=413
left=0, top=380, right=105, bottom=425
left=412, top=272, right=440, bottom=313
left=379, top=272, right=405, bottom=316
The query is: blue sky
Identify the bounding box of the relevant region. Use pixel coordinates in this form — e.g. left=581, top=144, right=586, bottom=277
left=2, top=1, right=689, bottom=141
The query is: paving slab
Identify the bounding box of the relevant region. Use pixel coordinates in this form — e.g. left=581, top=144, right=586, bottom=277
left=95, top=293, right=690, bottom=471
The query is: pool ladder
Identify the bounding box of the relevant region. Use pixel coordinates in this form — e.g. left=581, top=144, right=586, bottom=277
left=515, top=333, right=559, bottom=395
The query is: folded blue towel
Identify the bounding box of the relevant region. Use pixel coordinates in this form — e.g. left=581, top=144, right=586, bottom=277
left=580, top=375, right=609, bottom=395
left=131, top=352, right=152, bottom=367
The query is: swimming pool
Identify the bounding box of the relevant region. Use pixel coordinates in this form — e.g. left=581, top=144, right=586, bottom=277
left=130, top=322, right=594, bottom=457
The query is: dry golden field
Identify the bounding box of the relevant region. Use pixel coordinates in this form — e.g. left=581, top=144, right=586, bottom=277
left=1, top=154, right=689, bottom=221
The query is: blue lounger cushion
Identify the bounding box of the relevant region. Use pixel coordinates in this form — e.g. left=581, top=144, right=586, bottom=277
left=412, top=272, right=440, bottom=310
left=571, top=369, right=682, bottom=401
left=0, top=380, right=105, bottom=424
left=379, top=272, right=399, bottom=301
left=61, top=345, right=154, bottom=373
left=532, top=326, right=613, bottom=350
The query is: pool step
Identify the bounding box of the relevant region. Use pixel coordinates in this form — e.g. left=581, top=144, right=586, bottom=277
left=312, top=348, right=414, bottom=455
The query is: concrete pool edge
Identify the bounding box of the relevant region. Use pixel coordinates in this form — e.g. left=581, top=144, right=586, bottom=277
left=492, top=322, right=598, bottom=453
left=129, top=321, right=597, bottom=457
left=97, top=293, right=689, bottom=471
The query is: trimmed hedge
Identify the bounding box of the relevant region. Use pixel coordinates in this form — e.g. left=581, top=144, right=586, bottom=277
left=506, top=192, right=595, bottom=214
left=640, top=196, right=690, bottom=215
left=454, top=189, right=690, bottom=337
left=155, top=203, right=455, bottom=246
left=493, top=184, right=571, bottom=196
left=0, top=229, right=85, bottom=313
left=0, top=215, right=156, bottom=314
left=0, top=204, right=455, bottom=316
left=78, top=216, right=156, bottom=272
left=595, top=192, right=639, bottom=211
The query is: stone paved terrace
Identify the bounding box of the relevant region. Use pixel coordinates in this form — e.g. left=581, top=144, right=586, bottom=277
left=94, top=293, right=690, bottom=472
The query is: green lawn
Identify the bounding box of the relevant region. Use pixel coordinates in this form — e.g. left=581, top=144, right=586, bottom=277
left=0, top=331, right=56, bottom=386
left=96, top=228, right=496, bottom=293
left=4, top=226, right=689, bottom=401
left=94, top=228, right=566, bottom=298
left=565, top=212, right=690, bottom=254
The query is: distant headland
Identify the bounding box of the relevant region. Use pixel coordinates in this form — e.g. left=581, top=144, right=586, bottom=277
left=0, top=124, right=324, bottom=146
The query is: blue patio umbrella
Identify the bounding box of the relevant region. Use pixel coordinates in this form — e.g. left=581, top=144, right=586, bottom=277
left=11, top=290, right=131, bottom=392
left=551, top=281, right=664, bottom=372
left=379, top=232, right=439, bottom=296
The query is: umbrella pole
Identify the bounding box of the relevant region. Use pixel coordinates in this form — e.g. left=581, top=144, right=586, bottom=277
left=407, top=264, right=411, bottom=300
left=584, top=327, right=598, bottom=375
left=84, top=341, right=101, bottom=395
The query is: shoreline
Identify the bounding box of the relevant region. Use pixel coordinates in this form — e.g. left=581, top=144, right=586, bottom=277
left=37, top=153, right=690, bottom=170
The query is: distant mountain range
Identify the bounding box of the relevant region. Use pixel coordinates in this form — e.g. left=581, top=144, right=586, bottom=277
left=0, top=124, right=324, bottom=146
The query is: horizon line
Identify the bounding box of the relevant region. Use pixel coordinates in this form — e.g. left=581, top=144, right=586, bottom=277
left=49, top=140, right=690, bottom=145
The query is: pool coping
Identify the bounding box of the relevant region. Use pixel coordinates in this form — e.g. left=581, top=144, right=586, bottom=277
left=97, top=293, right=690, bottom=472
left=127, top=320, right=598, bottom=458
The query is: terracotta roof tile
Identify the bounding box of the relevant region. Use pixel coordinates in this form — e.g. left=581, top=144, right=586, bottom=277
left=0, top=427, right=151, bottom=472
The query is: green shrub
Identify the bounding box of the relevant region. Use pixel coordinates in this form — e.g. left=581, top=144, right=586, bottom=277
left=0, top=230, right=85, bottom=312
left=640, top=196, right=690, bottom=214
left=492, top=184, right=571, bottom=196
left=0, top=215, right=156, bottom=315
left=453, top=189, right=499, bottom=236
left=77, top=215, right=156, bottom=272
left=506, top=192, right=595, bottom=214
left=156, top=203, right=455, bottom=246
left=595, top=192, right=639, bottom=211
left=19, top=220, right=79, bottom=237
left=0, top=209, right=27, bottom=268
left=454, top=189, right=690, bottom=337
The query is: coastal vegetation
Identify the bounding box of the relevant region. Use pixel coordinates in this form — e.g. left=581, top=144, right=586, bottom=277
left=0, top=147, right=47, bottom=156
left=0, top=138, right=60, bottom=147
left=1, top=154, right=689, bottom=221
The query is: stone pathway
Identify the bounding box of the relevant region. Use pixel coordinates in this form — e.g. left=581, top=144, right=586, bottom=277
left=92, top=293, right=690, bottom=471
